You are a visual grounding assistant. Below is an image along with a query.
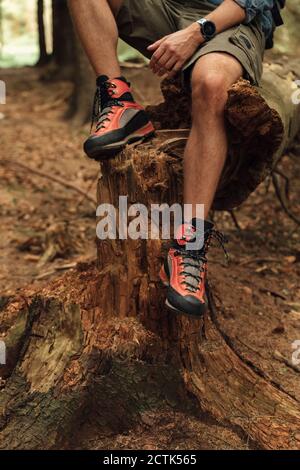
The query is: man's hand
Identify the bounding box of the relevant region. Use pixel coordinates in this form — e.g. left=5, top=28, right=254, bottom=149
left=147, top=0, right=247, bottom=77
left=147, top=23, right=203, bottom=77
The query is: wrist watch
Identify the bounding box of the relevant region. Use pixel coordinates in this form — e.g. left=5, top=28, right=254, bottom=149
left=197, top=18, right=217, bottom=41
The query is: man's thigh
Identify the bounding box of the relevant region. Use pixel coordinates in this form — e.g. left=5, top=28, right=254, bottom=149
left=116, top=0, right=215, bottom=58
left=116, top=0, right=176, bottom=59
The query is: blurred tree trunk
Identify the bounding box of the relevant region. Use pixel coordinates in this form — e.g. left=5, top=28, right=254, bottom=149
left=52, top=0, right=74, bottom=66
left=51, top=0, right=76, bottom=78
left=48, top=0, right=94, bottom=123
left=36, top=0, right=50, bottom=66
left=39, top=0, right=94, bottom=124
left=66, top=36, right=95, bottom=125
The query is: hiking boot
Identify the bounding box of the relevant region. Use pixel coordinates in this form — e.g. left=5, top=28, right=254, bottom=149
left=159, top=219, right=227, bottom=317
left=84, top=75, right=155, bottom=160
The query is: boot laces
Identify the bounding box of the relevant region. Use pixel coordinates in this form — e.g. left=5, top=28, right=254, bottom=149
left=175, top=229, right=228, bottom=293
left=91, top=81, right=124, bottom=132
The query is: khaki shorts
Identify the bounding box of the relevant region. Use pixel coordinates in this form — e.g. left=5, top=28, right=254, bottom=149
left=116, top=0, right=265, bottom=85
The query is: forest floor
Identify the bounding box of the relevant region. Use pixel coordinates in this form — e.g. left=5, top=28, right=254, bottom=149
left=0, top=66, right=300, bottom=450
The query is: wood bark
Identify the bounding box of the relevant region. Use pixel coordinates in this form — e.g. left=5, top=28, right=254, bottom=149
left=36, top=0, right=50, bottom=66
left=0, top=64, right=300, bottom=450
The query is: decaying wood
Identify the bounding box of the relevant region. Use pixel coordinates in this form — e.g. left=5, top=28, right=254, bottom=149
left=0, top=269, right=190, bottom=449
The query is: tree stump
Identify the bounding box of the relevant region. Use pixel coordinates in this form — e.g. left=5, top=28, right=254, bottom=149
left=95, top=63, right=300, bottom=446
left=0, top=63, right=300, bottom=450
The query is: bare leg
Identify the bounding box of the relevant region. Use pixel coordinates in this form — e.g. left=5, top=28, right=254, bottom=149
left=68, top=0, right=123, bottom=77
left=184, top=53, right=243, bottom=219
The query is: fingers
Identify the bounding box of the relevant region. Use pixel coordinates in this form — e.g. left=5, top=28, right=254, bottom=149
left=152, top=57, right=183, bottom=78
left=148, top=35, right=185, bottom=77
left=147, top=36, right=167, bottom=52
left=152, top=46, right=170, bottom=77
left=150, top=47, right=167, bottom=74
left=164, top=55, right=178, bottom=72
left=150, top=47, right=180, bottom=76
left=157, top=55, right=179, bottom=77
left=170, top=61, right=184, bottom=74
left=150, top=43, right=170, bottom=73
left=149, top=36, right=173, bottom=75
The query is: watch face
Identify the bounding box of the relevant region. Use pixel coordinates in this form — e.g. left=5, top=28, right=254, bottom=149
left=203, top=21, right=216, bottom=38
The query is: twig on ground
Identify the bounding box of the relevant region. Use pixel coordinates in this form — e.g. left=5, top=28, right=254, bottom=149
left=273, top=168, right=290, bottom=200
left=272, top=173, right=300, bottom=226
left=259, top=287, right=287, bottom=301
left=1, top=159, right=97, bottom=205
left=227, top=210, right=242, bottom=231
left=55, top=262, right=77, bottom=271
left=155, top=129, right=190, bottom=133
left=264, top=175, right=272, bottom=195
left=239, top=257, right=279, bottom=266
left=157, top=137, right=188, bottom=152
left=35, top=262, right=77, bottom=280
left=274, top=350, right=300, bottom=374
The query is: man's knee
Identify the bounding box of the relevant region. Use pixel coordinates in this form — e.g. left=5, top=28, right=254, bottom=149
left=191, top=69, right=229, bottom=114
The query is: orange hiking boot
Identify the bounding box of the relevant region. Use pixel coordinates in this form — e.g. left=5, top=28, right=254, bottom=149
left=160, top=220, right=228, bottom=317
left=84, top=75, right=155, bottom=160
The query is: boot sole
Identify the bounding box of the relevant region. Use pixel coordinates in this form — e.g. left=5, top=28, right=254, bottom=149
left=160, top=273, right=207, bottom=318
left=165, top=299, right=207, bottom=318
left=85, top=127, right=155, bottom=161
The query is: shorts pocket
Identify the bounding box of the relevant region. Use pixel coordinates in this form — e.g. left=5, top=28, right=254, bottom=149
left=229, top=25, right=263, bottom=85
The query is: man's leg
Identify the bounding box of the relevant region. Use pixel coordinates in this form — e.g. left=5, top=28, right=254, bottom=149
left=68, top=0, right=123, bottom=77
left=185, top=52, right=243, bottom=219
left=161, top=53, right=242, bottom=317
left=68, top=0, right=154, bottom=160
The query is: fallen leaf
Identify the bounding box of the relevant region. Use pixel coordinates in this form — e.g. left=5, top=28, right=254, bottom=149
left=284, top=256, right=296, bottom=264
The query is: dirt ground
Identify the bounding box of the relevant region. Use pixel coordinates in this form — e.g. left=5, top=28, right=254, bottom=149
left=0, top=66, right=300, bottom=449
